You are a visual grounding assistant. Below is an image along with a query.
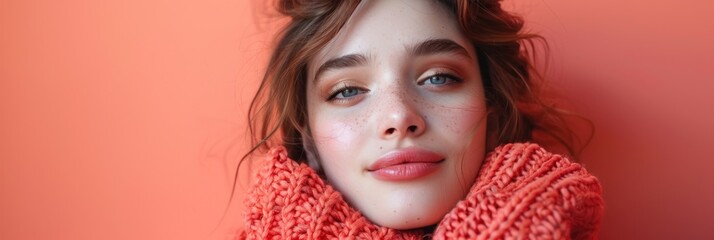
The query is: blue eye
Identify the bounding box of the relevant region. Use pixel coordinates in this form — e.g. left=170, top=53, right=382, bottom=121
left=338, top=88, right=360, bottom=98
left=329, top=87, right=367, bottom=101
left=419, top=73, right=461, bottom=86
left=426, top=75, right=448, bottom=85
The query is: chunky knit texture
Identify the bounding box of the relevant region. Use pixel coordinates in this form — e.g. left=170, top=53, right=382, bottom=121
left=240, top=143, right=604, bottom=239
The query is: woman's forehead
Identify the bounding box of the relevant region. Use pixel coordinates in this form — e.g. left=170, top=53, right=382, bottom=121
left=308, top=0, right=471, bottom=78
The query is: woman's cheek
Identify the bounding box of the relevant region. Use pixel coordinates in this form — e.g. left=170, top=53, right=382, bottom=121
left=312, top=117, right=365, bottom=162
left=457, top=109, right=485, bottom=132
left=449, top=93, right=487, bottom=129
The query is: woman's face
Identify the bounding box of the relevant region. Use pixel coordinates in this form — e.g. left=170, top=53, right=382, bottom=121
left=306, top=0, right=487, bottom=229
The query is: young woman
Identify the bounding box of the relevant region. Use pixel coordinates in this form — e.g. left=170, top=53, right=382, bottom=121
left=239, top=0, right=603, bottom=239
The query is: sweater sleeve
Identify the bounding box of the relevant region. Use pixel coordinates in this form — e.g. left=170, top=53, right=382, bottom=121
left=433, top=143, right=605, bottom=240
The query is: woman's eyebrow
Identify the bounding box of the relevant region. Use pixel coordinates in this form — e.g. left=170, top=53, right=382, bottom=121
left=314, top=54, right=367, bottom=84
left=313, top=39, right=469, bottom=85
left=408, top=38, right=471, bottom=59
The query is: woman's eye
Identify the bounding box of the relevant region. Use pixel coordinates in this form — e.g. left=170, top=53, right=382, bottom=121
left=338, top=88, right=360, bottom=98
left=426, top=75, right=448, bottom=85
left=419, top=73, right=461, bottom=86
left=329, top=87, right=367, bottom=100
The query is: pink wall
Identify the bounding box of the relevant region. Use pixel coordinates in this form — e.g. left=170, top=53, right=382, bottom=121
left=509, top=1, right=714, bottom=239
left=1, top=0, right=712, bottom=239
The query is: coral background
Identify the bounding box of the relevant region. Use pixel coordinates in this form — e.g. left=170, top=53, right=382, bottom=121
left=2, top=0, right=713, bottom=239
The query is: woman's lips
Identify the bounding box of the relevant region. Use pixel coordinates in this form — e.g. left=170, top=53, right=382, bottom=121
left=367, top=148, right=444, bottom=181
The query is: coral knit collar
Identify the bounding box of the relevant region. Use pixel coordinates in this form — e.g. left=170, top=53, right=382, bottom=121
left=239, top=143, right=604, bottom=239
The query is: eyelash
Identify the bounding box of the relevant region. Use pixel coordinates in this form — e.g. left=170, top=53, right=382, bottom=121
left=418, top=72, right=463, bottom=86
left=327, top=84, right=369, bottom=103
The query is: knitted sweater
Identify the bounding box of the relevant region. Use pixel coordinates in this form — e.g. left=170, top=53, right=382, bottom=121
left=239, top=143, right=604, bottom=239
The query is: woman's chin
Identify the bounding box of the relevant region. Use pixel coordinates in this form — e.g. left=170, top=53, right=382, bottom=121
left=358, top=196, right=454, bottom=230
left=341, top=168, right=473, bottom=230
left=366, top=211, right=442, bottom=230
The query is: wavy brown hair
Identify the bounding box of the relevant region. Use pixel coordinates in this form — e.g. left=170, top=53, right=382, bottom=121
left=241, top=0, right=589, bottom=173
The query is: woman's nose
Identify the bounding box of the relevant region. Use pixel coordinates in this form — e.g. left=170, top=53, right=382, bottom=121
left=377, top=95, right=426, bottom=140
